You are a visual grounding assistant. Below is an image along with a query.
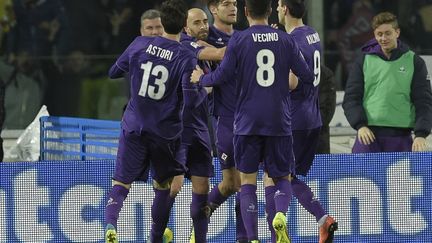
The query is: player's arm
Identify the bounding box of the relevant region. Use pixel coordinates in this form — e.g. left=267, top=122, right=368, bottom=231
left=108, top=37, right=140, bottom=78
left=342, top=55, right=368, bottom=130
left=187, top=40, right=226, bottom=61
left=191, top=38, right=237, bottom=86
left=289, top=41, right=314, bottom=84
left=108, top=61, right=128, bottom=79
left=411, top=54, right=432, bottom=138
left=183, top=60, right=209, bottom=108
left=198, top=46, right=226, bottom=61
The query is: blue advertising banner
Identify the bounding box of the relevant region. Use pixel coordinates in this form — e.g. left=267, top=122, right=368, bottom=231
left=0, top=152, right=431, bottom=242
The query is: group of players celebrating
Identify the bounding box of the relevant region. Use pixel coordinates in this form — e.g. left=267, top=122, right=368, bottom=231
left=104, top=0, right=338, bottom=242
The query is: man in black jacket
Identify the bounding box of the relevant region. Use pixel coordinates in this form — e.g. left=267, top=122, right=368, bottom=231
left=343, top=12, right=432, bottom=153
left=317, top=65, right=336, bottom=154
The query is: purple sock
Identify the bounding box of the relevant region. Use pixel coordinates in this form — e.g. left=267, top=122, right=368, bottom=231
left=191, top=193, right=209, bottom=242
left=292, top=177, right=326, bottom=222
left=274, top=179, right=292, bottom=214
left=208, top=185, right=229, bottom=213
left=235, top=192, right=248, bottom=241
left=105, top=185, right=129, bottom=228
left=240, top=184, right=258, bottom=241
left=265, top=186, right=276, bottom=243
left=150, top=188, right=174, bottom=243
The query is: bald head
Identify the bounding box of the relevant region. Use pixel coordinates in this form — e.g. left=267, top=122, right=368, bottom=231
left=188, top=8, right=207, bottom=17
left=185, top=8, right=209, bottom=40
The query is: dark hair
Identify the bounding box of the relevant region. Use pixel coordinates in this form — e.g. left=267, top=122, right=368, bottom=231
left=207, top=0, right=222, bottom=10
left=159, top=0, right=188, bottom=34
left=371, top=12, right=399, bottom=30
left=282, top=0, right=305, bottom=19
left=245, top=0, right=271, bottom=19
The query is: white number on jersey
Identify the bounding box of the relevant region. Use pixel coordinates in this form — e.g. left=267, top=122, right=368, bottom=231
left=256, top=49, right=275, bottom=87
left=139, top=61, right=168, bottom=100
left=313, top=50, right=321, bottom=87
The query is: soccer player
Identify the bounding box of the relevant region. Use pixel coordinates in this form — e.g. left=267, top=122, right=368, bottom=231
left=138, top=9, right=185, bottom=209
left=191, top=0, right=314, bottom=241
left=204, top=0, right=248, bottom=242
left=263, top=1, right=339, bottom=243
left=104, top=1, right=196, bottom=243
left=177, top=7, right=223, bottom=242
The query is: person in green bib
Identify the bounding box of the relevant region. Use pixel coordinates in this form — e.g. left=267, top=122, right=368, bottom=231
left=343, top=11, right=432, bottom=153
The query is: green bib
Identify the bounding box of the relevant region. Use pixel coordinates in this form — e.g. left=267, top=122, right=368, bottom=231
left=363, top=51, right=415, bottom=128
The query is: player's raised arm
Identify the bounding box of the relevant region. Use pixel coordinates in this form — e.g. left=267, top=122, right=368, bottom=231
left=198, top=46, right=226, bottom=61
left=192, top=37, right=237, bottom=86
left=108, top=37, right=143, bottom=78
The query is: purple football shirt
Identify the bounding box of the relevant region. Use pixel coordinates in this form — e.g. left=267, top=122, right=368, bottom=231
left=206, top=25, right=236, bottom=117
left=109, top=36, right=197, bottom=139
left=199, top=25, right=314, bottom=136
left=290, top=25, right=323, bottom=129
left=180, top=33, right=210, bottom=131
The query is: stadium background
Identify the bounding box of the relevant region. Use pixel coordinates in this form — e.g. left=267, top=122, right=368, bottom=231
left=0, top=0, right=431, bottom=128
left=1, top=0, right=432, bottom=242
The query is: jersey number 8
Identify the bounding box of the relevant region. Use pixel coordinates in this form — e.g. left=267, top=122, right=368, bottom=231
left=256, top=49, right=275, bottom=87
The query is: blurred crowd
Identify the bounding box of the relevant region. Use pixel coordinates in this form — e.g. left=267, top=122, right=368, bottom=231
left=0, top=0, right=431, bottom=129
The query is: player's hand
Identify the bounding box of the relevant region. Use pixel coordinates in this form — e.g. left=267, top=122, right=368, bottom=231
left=289, top=71, right=298, bottom=90
left=191, top=65, right=204, bottom=84
left=412, top=137, right=427, bottom=152
left=357, top=126, right=375, bottom=145
left=270, top=23, right=279, bottom=29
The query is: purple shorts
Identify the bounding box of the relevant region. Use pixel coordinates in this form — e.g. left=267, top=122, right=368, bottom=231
left=292, top=128, right=320, bottom=176
left=215, top=116, right=235, bottom=170
left=182, top=127, right=214, bottom=178
left=113, top=129, right=186, bottom=184
left=234, top=135, right=295, bottom=178
left=352, top=134, right=413, bottom=153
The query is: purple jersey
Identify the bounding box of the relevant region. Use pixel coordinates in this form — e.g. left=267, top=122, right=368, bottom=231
left=109, top=36, right=197, bottom=139
left=180, top=33, right=210, bottom=131
left=206, top=25, right=236, bottom=117
left=200, top=25, right=314, bottom=136
left=290, top=25, right=323, bottom=129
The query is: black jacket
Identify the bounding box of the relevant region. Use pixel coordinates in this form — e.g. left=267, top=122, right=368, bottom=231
left=342, top=39, right=432, bottom=138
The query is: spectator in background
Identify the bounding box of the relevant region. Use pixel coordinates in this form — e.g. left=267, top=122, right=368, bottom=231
left=7, top=0, right=65, bottom=59
left=0, top=51, right=43, bottom=129
left=407, top=0, right=432, bottom=54
left=105, top=0, right=138, bottom=54
left=317, top=65, right=336, bottom=154
left=59, top=0, right=110, bottom=55
left=44, top=50, right=89, bottom=117
left=343, top=12, right=432, bottom=153
left=335, top=0, right=375, bottom=89
left=0, top=0, right=14, bottom=55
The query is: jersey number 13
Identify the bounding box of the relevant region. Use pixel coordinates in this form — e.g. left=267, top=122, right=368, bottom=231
left=139, top=61, right=168, bottom=100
